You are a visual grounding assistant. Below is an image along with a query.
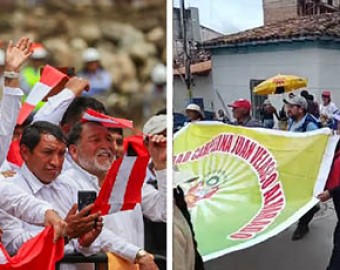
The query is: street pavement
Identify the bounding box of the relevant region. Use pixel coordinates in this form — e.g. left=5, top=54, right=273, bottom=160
left=205, top=201, right=337, bottom=270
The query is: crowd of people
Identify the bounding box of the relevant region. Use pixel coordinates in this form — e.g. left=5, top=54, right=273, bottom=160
left=175, top=88, right=340, bottom=269
left=0, top=36, right=167, bottom=270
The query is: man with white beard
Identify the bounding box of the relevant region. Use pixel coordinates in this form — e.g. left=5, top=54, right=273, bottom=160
left=62, top=120, right=166, bottom=270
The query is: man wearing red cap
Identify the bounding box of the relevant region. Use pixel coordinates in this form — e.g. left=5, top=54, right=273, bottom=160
left=228, top=98, right=263, bottom=128
left=320, top=90, right=338, bottom=127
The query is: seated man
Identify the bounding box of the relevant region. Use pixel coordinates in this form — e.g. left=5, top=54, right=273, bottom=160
left=63, top=120, right=166, bottom=269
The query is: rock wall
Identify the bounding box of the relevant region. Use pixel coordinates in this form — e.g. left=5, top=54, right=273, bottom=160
left=0, top=0, right=166, bottom=127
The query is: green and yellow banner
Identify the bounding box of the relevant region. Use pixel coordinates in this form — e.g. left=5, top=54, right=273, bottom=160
left=173, top=122, right=338, bottom=261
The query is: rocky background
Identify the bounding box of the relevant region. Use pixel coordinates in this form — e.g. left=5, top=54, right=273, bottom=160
left=0, top=0, right=166, bottom=128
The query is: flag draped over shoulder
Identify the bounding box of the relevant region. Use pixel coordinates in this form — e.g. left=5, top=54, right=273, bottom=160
left=92, top=155, right=149, bottom=215
left=173, top=122, right=339, bottom=261
left=0, top=226, right=64, bottom=269
left=17, top=65, right=68, bottom=125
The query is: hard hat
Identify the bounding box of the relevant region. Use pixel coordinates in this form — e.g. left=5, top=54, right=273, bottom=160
left=82, top=48, right=100, bottom=62
left=31, top=43, right=47, bottom=59
left=151, top=63, right=166, bottom=85
left=0, top=49, right=5, bottom=65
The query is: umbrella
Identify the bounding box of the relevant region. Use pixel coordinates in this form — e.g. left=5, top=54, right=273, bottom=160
left=253, top=74, right=307, bottom=95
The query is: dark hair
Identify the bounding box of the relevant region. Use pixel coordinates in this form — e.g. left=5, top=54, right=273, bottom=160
left=60, top=96, right=106, bottom=128
left=20, top=121, right=66, bottom=151
left=155, top=108, right=166, bottom=115
left=300, top=90, right=309, bottom=98
left=108, top=127, right=123, bottom=136
left=307, top=94, right=314, bottom=101
left=67, top=121, right=104, bottom=147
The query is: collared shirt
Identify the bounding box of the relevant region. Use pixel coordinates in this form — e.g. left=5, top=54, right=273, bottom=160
left=0, top=179, right=51, bottom=225
left=61, top=158, right=167, bottom=262
left=77, top=69, right=112, bottom=96
left=0, top=164, right=95, bottom=270
left=0, top=164, right=76, bottom=255
left=0, top=87, right=23, bottom=166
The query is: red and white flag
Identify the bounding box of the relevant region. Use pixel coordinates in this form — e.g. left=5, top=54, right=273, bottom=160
left=92, top=155, right=149, bottom=215
left=82, top=108, right=133, bottom=129
left=17, top=65, right=68, bottom=125
left=0, top=226, right=64, bottom=270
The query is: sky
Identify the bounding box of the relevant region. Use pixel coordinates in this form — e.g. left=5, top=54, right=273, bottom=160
left=173, top=0, right=264, bottom=34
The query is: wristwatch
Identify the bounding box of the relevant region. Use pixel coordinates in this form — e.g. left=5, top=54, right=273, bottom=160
left=135, top=249, right=148, bottom=263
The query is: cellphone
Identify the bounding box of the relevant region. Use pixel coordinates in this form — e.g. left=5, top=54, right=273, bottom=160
left=78, top=190, right=97, bottom=212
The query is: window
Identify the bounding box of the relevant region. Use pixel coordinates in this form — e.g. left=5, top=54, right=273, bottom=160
left=250, top=79, right=266, bottom=120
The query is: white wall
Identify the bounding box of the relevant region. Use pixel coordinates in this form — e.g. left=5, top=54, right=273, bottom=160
left=211, top=45, right=340, bottom=116
left=173, top=73, right=214, bottom=114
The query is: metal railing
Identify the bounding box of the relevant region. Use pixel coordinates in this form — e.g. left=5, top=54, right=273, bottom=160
left=56, top=252, right=166, bottom=270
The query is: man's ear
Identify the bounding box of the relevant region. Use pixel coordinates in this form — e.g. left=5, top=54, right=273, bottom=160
left=68, top=144, right=78, bottom=161
left=20, top=144, right=30, bottom=162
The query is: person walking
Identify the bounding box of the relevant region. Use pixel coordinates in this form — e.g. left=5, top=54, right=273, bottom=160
left=284, top=95, right=321, bottom=240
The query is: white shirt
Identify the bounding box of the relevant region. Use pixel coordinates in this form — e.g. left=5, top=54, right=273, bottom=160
left=61, top=158, right=167, bottom=262
left=33, top=88, right=75, bottom=125
left=0, top=178, right=52, bottom=225
left=320, top=102, right=338, bottom=119
left=0, top=164, right=94, bottom=270
left=0, top=87, right=23, bottom=165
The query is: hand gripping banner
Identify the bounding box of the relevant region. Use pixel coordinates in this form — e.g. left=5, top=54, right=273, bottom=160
left=173, top=122, right=338, bottom=261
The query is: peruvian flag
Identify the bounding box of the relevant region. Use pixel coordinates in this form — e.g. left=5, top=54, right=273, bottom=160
left=16, top=65, right=68, bottom=125
left=0, top=226, right=64, bottom=270
left=123, top=135, right=149, bottom=157
left=92, top=155, right=149, bottom=215
left=6, top=139, right=23, bottom=168
left=82, top=108, right=133, bottom=129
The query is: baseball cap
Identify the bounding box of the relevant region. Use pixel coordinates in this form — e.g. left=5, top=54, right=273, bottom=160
left=322, top=90, right=331, bottom=97
left=228, top=99, right=251, bottom=110
left=283, top=96, right=307, bottom=110
left=185, top=103, right=205, bottom=118
left=143, top=114, right=166, bottom=135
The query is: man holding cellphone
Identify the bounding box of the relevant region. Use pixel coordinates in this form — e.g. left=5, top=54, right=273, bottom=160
left=0, top=121, right=102, bottom=270
left=62, top=119, right=166, bottom=270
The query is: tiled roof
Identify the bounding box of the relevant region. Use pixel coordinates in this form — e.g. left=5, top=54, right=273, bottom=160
left=202, top=12, right=340, bottom=49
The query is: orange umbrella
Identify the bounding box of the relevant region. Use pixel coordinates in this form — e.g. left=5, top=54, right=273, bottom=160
left=253, top=74, right=307, bottom=95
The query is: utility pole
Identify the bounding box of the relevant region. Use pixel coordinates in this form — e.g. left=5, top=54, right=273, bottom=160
left=179, top=0, right=192, bottom=100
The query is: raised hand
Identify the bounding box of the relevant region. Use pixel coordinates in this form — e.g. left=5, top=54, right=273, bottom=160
left=148, top=134, right=166, bottom=170
left=65, top=77, right=90, bottom=96
left=5, top=37, right=33, bottom=72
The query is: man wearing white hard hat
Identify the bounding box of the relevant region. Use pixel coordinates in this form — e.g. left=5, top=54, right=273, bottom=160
left=77, top=47, right=112, bottom=96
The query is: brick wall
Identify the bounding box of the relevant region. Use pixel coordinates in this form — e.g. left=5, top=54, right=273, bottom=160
left=263, top=0, right=298, bottom=25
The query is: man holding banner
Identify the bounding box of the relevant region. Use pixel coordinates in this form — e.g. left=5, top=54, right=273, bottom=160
left=284, top=95, right=321, bottom=240
left=173, top=118, right=337, bottom=262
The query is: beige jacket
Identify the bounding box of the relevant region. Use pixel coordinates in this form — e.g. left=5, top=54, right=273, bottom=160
left=173, top=204, right=195, bottom=270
